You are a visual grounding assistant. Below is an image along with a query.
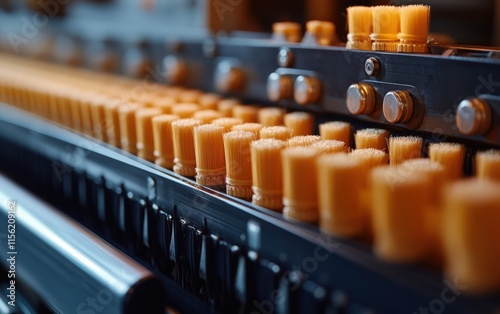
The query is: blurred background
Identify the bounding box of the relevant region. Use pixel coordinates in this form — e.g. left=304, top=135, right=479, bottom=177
left=0, top=0, right=498, bottom=49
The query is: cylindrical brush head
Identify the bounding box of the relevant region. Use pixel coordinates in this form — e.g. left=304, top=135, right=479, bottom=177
left=259, top=126, right=293, bottom=141
left=284, top=112, right=314, bottom=136
left=428, top=142, right=465, bottom=181
left=319, top=121, right=352, bottom=147
left=258, top=107, right=285, bottom=126
left=152, top=114, right=179, bottom=169
left=355, top=128, right=389, bottom=151
left=194, top=124, right=226, bottom=190
left=476, top=149, right=500, bottom=181
left=389, top=136, right=422, bottom=165
left=287, top=135, right=321, bottom=148
left=171, top=118, right=203, bottom=177
left=211, top=117, right=243, bottom=133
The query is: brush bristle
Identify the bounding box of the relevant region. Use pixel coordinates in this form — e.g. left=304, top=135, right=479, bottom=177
left=171, top=118, right=203, bottom=176
left=281, top=146, right=320, bottom=223
left=259, top=126, right=293, bottom=141
left=317, top=153, right=366, bottom=237
left=443, top=178, right=500, bottom=294
left=232, top=105, right=259, bottom=123
left=223, top=130, right=257, bottom=200
left=217, top=99, right=240, bottom=117
left=347, top=6, right=372, bottom=36
left=476, top=149, right=500, bottom=181
left=194, top=124, right=226, bottom=188
left=171, top=103, right=200, bottom=119
left=399, top=5, right=430, bottom=41
left=370, top=165, right=432, bottom=262
left=311, top=139, right=346, bottom=154
left=178, top=89, right=202, bottom=103
left=389, top=136, right=422, bottom=165
left=355, top=128, right=389, bottom=151
left=136, top=108, right=162, bottom=161
left=258, top=107, right=285, bottom=126
left=428, top=142, right=465, bottom=181
left=231, top=123, right=264, bottom=136
left=193, top=109, right=223, bottom=124
left=319, top=121, right=352, bottom=147
left=287, top=135, right=321, bottom=148
left=372, top=6, right=400, bottom=37
left=118, top=102, right=143, bottom=154
left=211, top=117, right=243, bottom=133
left=284, top=112, right=314, bottom=136
left=251, top=139, right=286, bottom=210
left=152, top=114, right=179, bottom=169
left=199, top=93, right=221, bottom=110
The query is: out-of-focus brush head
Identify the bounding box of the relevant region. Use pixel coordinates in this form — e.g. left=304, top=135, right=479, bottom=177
left=151, top=96, right=175, bottom=114
left=281, top=146, right=320, bottom=223
left=118, top=102, right=143, bottom=154
left=152, top=114, right=179, bottom=169
left=311, top=139, right=346, bottom=154
left=370, top=165, right=432, bottom=263
left=428, top=142, right=465, bottom=181
left=193, top=124, right=226, bottom=190
left=199, top=93, right=221, bottom=110
left=476, top=149, right=500, bottom=181
left=223, top=130, right=258, bottom=200
left=171, top=118, right=203, bottom=177
left=258, top=107, right=285, bottom=126
left=351, top=148, right=389, bottom=171
left=251, top=139, right=286, bottom=211
left=389, top=136, right=422, bottom=165
left=193, top=109, right=223, bottom=124
left=171, top=103, right=200, bottom=119
left=178, top=89, right=203, bottom=103
left=259, top=126, right=293, bottom=141
left=317, top=153, right=366, bottom=237
left=211, top=117, right=243, bottom=133
left=136, top=107, right=162, bottom=162
left=284, top=112, right=314, bottom=136
left=217, top=99, right=240, bottom=117
left=355, top=128, right=389, bottom=151
left=232, top=105, right=259, bottom=123
left=319, top=121, right=352, bottom=148
left=287, top=135, right=321, bottom=148
left=443, top=178, right=500, bottom=294
left=231, top=123, right=264, bottom=136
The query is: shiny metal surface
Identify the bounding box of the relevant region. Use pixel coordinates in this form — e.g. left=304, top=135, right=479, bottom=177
left=456, top=98, right=492, bottom=135
left=346, top=83, right=376, bottom=115
left=293, top=75, right=321, bottom=105
left=267, top=72, right=292, bottom=102
left=383, top=90, right=414, bottom=124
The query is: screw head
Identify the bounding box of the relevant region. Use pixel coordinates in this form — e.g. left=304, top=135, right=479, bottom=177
left=346, top=83, right=375, bottom=115
left=278, top=48, right=294, bottom=67
left=456, top=98, right=491, bottom=136
left=365, top=57, right=380, bottom=76
left=383, top=90, right=413, bottom=123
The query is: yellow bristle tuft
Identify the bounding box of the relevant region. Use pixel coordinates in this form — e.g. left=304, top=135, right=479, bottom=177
left=281, top=147, right=320, bottom=223
left=475, top=149, right=500, bottom=181
left=217, top=99, right=240, bottom=117
left=371, top=6, right=400, bottom=52
left=211, top=117, right=243, bottom=133
left=346, top=6, right=372, bottom=50
left=118, top=102, right=143, bottom=154
left=251, top=139, right=286, bottom=211
left=232, top=105, right=259, bottom=123
left=178, top=89, right=203, bottom=103
left=389, top=136, right=422, bottom=165
left=151, top=97, right=175, bottom=114
left=284, top=112, right=314, bottom=136
left=428, top=142, right=465, bottom=181
left=370, top=166, right=432, bottom=263
left=152, top=114, right=179, bottom=169
left=136, top=107, right=162, bottom=162
left=223, top=130, right=258, bottom=200
left=171, top=118, right=203, bottom=177
left=317, top=153, right=366, bottom=237
left=355, top=128, right=389, bottom=151
left=193, top=124, right=226, bottom=190
left=258, top=107, right=285, bottom=126
left=397, top=5, right=430, bottom=53
left=104, top=100, right=122, bottom=147
left=287, top=135, right=321, bottom=148
left=193, top=109, right=223, bottom=124
left=171, top=103, right=200, bottom=119
left=259, top=126, right=293, bottom=141
left=231, top=123, right=264, bottom=136
left=311, top=139, right=346, bottom=154
left=319, top=121, right=352, bottom=147
left=199, top=93, right=221, bottom=110
left=89, top=96, right=108, bottom=142
left=351, top=148, right=389, bottom=171
left=443, top=179, right=500, bottom=294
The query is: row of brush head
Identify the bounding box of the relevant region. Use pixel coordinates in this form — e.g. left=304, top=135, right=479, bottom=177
left=1, top=54, right=500, bottom=294
left=347, top=4, right=430, bottom=53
